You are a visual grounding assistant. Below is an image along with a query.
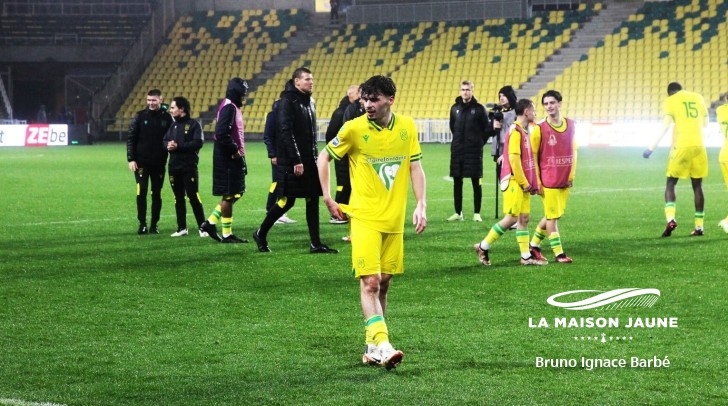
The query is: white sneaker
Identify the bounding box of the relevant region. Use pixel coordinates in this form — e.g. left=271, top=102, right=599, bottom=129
left=447, top=212, right=464, bottom=221
left=378, top=342, right=404, bottom=370
left=719, top=219, right=728, bottom=234
left=171, top=228, right=188, bottom=237
left=473, top=213, right=482, bottom=222
left=329, top=216, right=349, bottom=224
left=362, top=344, right=382, bottom=366
left=275, top=214, right=296, bottom=224
left=199, top=230, right=209, bottom=238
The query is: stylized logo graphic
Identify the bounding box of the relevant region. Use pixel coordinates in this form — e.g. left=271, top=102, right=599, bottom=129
left=547, top=288, right=660, bottom=311
left=332, top=136, right=340, bottom=147
left=400, top=129, right=408, bottom=141
left=363, top=134, right=369, bottom=143
left=372, top=161, right=401, bottom=190
left=548, top=133, right=557, bottom=146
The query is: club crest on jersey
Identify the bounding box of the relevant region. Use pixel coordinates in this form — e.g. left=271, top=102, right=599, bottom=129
left=400, top=129, right=408, bottom=141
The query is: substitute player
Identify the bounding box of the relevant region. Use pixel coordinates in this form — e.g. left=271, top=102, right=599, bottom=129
left=317, top=75, right=427, bottom=370
left=474, top=99, right=546, bottom=266
left=717, top=92, right=728, bottom=233
left=643, top=82, right=709, bottom=237
left=528, top=90, right=577, bottom=263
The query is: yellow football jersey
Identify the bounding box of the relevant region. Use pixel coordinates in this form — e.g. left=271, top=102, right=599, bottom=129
left=663, top=90, right=708, bottom=148
left=717, top=104, right=728, bottom=162
left=325, top=113, right=422, bottom=233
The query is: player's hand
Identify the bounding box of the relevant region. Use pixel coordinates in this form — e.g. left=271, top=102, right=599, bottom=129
left=493, top=120, right=502, bottom=129
left=271, top=157, right=278, bottom=166
left=496, top=155, right=504, bottom=165
left=323, top=196, right=345, bottom=220
left=293, top=163, right=304, bottom=176
left=128, top=161, right=138, bottom=172
left=167, top=140, right=177, bottom=151
left=413, top=202, right=427, bottom=234
left=642, top=149, right=652, bottom=159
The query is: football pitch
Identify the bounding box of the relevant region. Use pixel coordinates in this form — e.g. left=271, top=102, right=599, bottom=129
left=1, top=142, right=726, bottom=405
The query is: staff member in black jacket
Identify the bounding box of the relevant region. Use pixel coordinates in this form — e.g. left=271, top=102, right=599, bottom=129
left=324, top=84, right=360, bottom=225
left=163, top=96, right=206, bottom=237
left=447, top=80, right=492, bottom=223
left=127, top=88, right=173, bottom=234
left=253, top=67, right=337, bottom=254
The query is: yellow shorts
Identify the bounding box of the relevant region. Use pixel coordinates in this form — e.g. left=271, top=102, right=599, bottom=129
left=502, top=178, right=531, bottom=216
left=350, top=220, right=403, bottom=279
left=541, top=187, right=570, bottom=219
left=721, top=161, right=728, bottom=189
left=666, top=147, right=708, bottom=179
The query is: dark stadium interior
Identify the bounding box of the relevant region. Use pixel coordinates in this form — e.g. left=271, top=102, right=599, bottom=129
left=1, top=0, right=726, bottom=142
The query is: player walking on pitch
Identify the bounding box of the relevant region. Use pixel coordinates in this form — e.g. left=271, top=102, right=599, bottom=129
left=318, top=75, right=427, bottom=369
left=528, top=90, right=576, bottom=263
left=474, top=99, right=546, bottom=266
left=643, top=82, right=709, bottom=237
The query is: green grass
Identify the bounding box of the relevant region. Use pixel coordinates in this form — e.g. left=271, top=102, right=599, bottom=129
left=1, top=143, right=727, bottom=405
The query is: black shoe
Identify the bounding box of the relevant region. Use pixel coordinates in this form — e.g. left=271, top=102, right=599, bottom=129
left=310, top=244, right=338, bottom=254
left=137, top=225, right=148, bottom=235
left=199, top=221, right=221, bottom=242
left=149, top=225, right=159, bottom=234
left=662, top=219, right=677, bottom=237
left=252, top=229, right=271, bottom=252
left=221, top=234, right=248, bottom=244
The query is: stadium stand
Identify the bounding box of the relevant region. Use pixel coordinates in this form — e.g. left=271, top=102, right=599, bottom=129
left=0, top=1, right=153, bottom=46
left=108, top=8, right=308, bottom=133
left=241, top=4, right=599, bottom=133
left=540, top=0, right=728, bottom=121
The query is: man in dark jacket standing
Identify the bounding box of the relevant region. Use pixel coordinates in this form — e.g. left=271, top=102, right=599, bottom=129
left=447, top=80, right=492, bottom=222
left=324, top=84, right=360, bottom=224
left=199, top=78, right=249, bottom=244
left=163, top=96, right=206, bottom=237
left=127, top=88, right=172, bottom=234
left=252, top=67, right=337, bottom=254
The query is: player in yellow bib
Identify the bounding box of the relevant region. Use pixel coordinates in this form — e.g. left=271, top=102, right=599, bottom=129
left=717, top=92, right=728, bottom=233
left=643, top=82, right=708, bottom=237
left=318, top=75, right=427, bottom=370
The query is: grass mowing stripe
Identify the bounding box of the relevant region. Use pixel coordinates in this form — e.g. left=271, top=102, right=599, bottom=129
left=0, top=399, right=67, bottom=406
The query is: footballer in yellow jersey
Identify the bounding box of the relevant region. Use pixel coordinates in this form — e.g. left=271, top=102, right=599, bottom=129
left=643, top=82, right=708, bottom=237
left=716, top=97, right=728, bottom=233
left=325, top=113, right=422, bottom=233
left=318, top=75, right=426, bottom=370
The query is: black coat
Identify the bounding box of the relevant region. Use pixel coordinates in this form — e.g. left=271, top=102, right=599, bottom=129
left=449, top=96, right=491, bottom=178
left=127, top=107, right=172, bottom=167
left=274, top=80, right=321, bottom=198
left=163, top=115, right=203, bottom=172
left=211, top=79, right=248, bottom=196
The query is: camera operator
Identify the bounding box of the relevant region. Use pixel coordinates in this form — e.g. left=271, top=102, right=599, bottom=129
left=489, top=86, right=518, bottom=219
left=490, top=86, right=518, bottom=164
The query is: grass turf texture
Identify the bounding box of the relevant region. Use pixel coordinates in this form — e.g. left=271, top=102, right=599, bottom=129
left=1, top=142, right=726, bottom=405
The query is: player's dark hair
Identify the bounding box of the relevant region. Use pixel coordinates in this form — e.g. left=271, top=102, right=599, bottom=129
left=361, top=75, right=396, bottom=98
left=172, top=96, right=191, bottom=116
left=147, top=89, right=162, bottom=97
left=515, top=99, right=534, bottom=116
left=292, top=67, right=312, bottom=80
left=667, top=82, right=682, bottom=96
left=542, top=90, right=562, bottom=104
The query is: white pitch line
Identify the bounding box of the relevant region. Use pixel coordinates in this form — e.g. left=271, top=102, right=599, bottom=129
left=0, top=399, right=67, bottom=406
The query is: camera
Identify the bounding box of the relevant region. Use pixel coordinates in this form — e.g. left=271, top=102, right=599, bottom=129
left=487, top=104, right=504, bottom=121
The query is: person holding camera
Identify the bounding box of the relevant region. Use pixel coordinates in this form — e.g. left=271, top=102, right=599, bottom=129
left=490, top=86, right=518, bottom=164
left=447, top=80, right=492, bottom=222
